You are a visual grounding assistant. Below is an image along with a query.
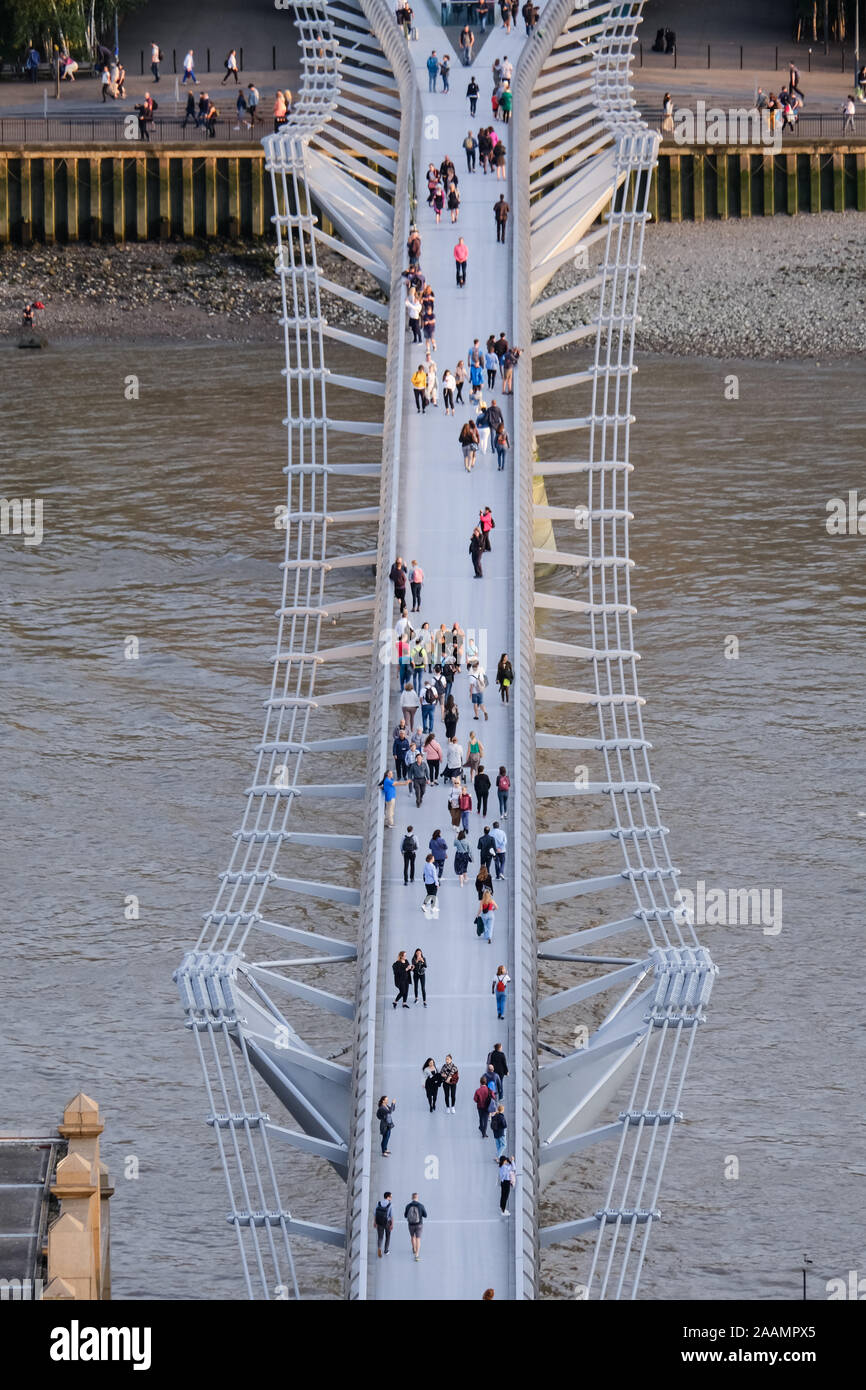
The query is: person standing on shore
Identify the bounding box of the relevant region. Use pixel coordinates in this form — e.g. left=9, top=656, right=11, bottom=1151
left=182, top=49, right=197, bottom=85
left=405, top=1193, right=428, bottom=1261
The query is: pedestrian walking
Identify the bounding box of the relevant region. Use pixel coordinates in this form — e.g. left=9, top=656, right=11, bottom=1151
left=411, top=363, right=428, bottom=413
left=454, top=236, right=468, bottom=286
left=247, top=84, right=260, bottom=122
left=500, top=0, right=513, bottom=32
left=488, top=1042, right=509, bottom=1094
left=429, top=828, right=448, bottom=880
left=421, top=301, right=437, bottom=349
left=392, top=950, right=412, bottom=1008
left=405, top=558, right=423, bottom=612
left=500, top=83, right=512, bottom=123
left=443, top=695, right=459, bottom=740
left=502, top=344, right=521, bottom=394
left=374, top=1191, right=394, bottom=1255
left=483, top=348, right=499, bottom=392
left=423, top=1058, right=442, bottom=1111
left=448, top=182, right=461, bottom=224
left=469, top=667, right=488, bottom=721
left=843, top=95, right=856, bottom=133
left=401, top=825, right=418, bottom=884
left=496, top=652, right=514, bottom=703
left=442, top=369, right=457, bottom=415
left=389, top=556, right=408, bottom=606
left=496, top=765, right=510, bottom=817
left=469, top=527, right=485, bottom=578
left=421, top=678, right=438, bottom=733
left=204, top=101, right=219, bottom=140
left=439, top=1055, right=459, bottom=1111
left=491, top=821, right=507, bottom=879
left=467, top=76, right=479, bottom=117
left=273, top=89, right=287, bottom=131
left=427, top=51, right=439, bottom=91
left=424, top=353, right=439, bottom=406
left=491, top=1105, right=507, bottom=1160
left=486, top=399, right=504, bottom=442
left=474, top=1076, right=493, bottom=1136
left=407, top=225, right=421, bottom=267
left=448, top=779, right=463, bottom=829
left=458, top=783, right=473, bottom=831
left=182, top=49, right=197, bottom=84
left=394, top=727, right=412, bottom=777
left=234, top=89, right=250, bottom=128
left=485, top=1063, right=503, bottom=1104
left=423, top=732, right=442, bottom=781
left=377, top=1096, right=396, bottom=1155
left=475, top=862, right=492, bottom=900
left=405, top=1194, right=428, bottom=1260
left=408, top=753, right=429, bottom=807
left=492, top=964, right=510, bottom=1017
left=466, top=729, right=483, bottom=776
left=498, top=1156, right=516, bottom=1214
left=412, top=948, right=427, bottom=1005
left=454, top=829, right=473, bottom=884
left=493, top=423, right=510, bottom=472
left=222, top=49, right=239, bottom=84
left=401, top=680, right=421, bottom=730
left=479, top=886, right=499, bottom=943
left=463, top=130, right=477, bottom=174
left=150, top=41, right=161, bottom=83
left=406, top=289, right=422, bottom=343
left=380, top=769, right=397, bottom=828
left=460, top=24, right=475, bottom=65
left=475, top=766, right=491, bottom=817
left=494, top=194, right=510, bottom=242
left=101, top=66, right=112, bottom=101
left=440, top=54, right=451, bottom=91
left=455, top=360, right=467, bottom=404
left=444, top=735, right=465, bottom=784
left=422, top=853, right=439, bottom=916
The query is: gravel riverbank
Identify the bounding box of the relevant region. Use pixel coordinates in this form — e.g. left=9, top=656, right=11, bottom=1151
left=2, top=210, right=864, bottom=357
left=534, top=211, right=866, bottom=360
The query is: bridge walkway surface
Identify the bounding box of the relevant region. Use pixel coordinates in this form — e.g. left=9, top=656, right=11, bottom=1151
left=368, top=17, right=528, bottom=1300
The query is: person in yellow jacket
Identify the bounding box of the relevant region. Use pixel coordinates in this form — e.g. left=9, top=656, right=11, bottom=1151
left=411, top=365, right=428, bottom=415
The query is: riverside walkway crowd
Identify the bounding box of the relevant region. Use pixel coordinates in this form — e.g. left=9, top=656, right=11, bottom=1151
left=374, top=21, right=528, bottom=1268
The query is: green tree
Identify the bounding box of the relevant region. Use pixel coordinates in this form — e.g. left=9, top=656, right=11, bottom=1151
left=0, top=0, right=144, bottom=60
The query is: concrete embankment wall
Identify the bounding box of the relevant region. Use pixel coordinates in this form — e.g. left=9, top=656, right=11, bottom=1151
left=1, top=144, right=865, bottom=243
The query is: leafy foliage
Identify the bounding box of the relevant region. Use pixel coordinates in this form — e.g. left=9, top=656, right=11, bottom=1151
left=0, top=1, right=144, bottom=60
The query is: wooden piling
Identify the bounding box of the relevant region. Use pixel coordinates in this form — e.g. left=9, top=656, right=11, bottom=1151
left=251, top=156, right=265, bottom=238
left=88, top=156, right=102, bottom=239
left=135, top=158, right=147, bottom=240
left=856, top=153, right=866, bottom=211
left=204, top=158, right=217, bottom=237
left=809, top=152, right=821, bottom=212
left=112, top=158, right=124, bottom=240
left=0, top=159, right=8, bottom=243
left=692, top=151, right=705, bottom=221
left=43, top=159, right=56, bottom=243
left=738, top=154, right=751, bottom=218
left=785, top=154, right=797, bottom=214
left=227, top=157, right=240, bottom=239
left=668, top=154, right=682, bottom=222
left=66, top=158, right=79, bottom=241
left=832, top=151, right=845, bottom=211
left=20, top=158, right=33, bottom=243
left=181, top=159, right=194, bottom=238
left=158, top=154, right=171, bottom=238
left=716, top=152, right=728, bottom=219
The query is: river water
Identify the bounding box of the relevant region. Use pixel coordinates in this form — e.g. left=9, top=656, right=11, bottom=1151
left=1, top=341, right=862, bottom=1301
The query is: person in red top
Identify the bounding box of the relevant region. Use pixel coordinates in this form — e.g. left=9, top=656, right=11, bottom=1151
left=454, top=236, right=468, bottom=288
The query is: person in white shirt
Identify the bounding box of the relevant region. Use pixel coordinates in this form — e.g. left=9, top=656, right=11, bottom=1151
left=491, top=821, right=507, bottom=879
left=401, top=680, right=420, bottom=729
left=502, top=58, right=513, bottom=81
left=469, top=668, right=488, bottom=721
left=223, top=49, right=239, bottom=84
left=182, top=50, right=197, bottom=84
left=444, top=736, right=464, bottom=783
left=151, top=42, right=160, bottom=83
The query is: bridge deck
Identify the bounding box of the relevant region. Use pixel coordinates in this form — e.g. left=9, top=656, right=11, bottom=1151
left=368, top=18, right=528, bottom=1300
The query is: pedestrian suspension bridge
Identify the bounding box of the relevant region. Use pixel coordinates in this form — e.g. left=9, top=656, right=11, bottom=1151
left=174, top=0, right=716, bottom=1300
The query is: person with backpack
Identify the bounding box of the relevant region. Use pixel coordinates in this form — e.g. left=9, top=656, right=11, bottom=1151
left=422, top=1058, right=441, bottom=1111
left=466, top=77, right=479, bottom=117
left=492, top=965, right=510, bottom=1017
left=487, top=1042, right=508, bottom=1095
left=422, top=678, right=439, bottom=733
left=411, top=948, right=427, bottom=1006
left=404, top=1193, right=428, bottom=1260
left=373, top=1191, right=394, bottom=1256
left=222, top=49, right=239, bottom=84
left=454, top=829, right=473, bottom=884
left=463, top=129, right=477, bottom=172
left=474, top=1076, right=493, bottom=1136
left=422, top=853, right=439, bottom=917
left=491, top=1106, right=507, bottom=1160
left=377, top=1096, right=396, bottom=1155
left=439, top=1055, right=459, bottom=1112
left=410, top=635, right=427, bottom=694
left=469, top=667, right=488, bottom=721
left=495, top=765, right=510, bottom=817
left=401, top=825, right=418, bottom=885
left=392, top=951, right=412, bottom=1009
left=458, top=783, right=473, bottom=832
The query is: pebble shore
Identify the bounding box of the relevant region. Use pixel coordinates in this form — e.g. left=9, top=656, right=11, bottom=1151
left=534, top=211, right=866, bottom=360
left=2, top=210, right=864, bottom=358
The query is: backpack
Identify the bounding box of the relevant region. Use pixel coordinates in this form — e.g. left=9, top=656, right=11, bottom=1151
left=424, top=686, right=437, bottom=705
left=477, top=671, right=488, bottom=690
left=495, top=977, right=507, bottom=992
left=158, top=49, right=164, bottom=61
left=401, top=835, right=415, bottom=853
left=406, top=1202, right=422, bottom=1225
left=412, top=647, right=425, bottom=668
left=498, top=774, right=509, bottom=790
left=374, top=1202, right=390, bottom=1228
